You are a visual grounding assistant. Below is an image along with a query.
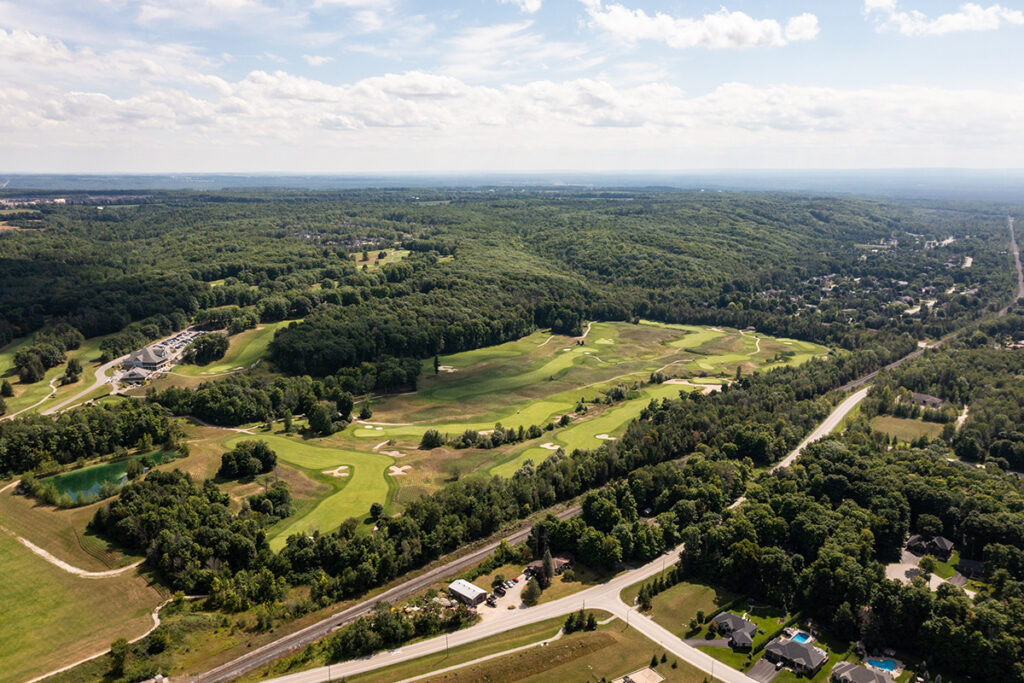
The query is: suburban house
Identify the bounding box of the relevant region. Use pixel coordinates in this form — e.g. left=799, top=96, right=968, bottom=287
left=447, top=579, right=487, bottom=606
left=525, top=553, right=573, bottom=579
left=124, top=346, right=170, bottom=372
left=712, top=612, right=758, bottom=649
left=907, top=534, right=955, bottom=560
left=832, top=662, right=894, bottom=683
left=764, top=637, right=829, bottom=675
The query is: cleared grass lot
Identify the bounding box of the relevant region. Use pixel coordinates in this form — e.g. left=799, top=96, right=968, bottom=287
left=869, top=415, right=945, bottom=442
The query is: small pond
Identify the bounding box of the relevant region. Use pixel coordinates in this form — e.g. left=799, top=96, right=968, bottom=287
left=45, top=451, right=173, bottom=500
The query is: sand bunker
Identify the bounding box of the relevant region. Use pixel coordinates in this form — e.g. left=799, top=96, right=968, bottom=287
left=322, top=465, right=350, bottom=477
left=373, top=441, right=390, bottom=450
left=595, top=434, right=617, bottom=441
left=381, top=450, right=407, bottom=458
left=388, top=465, right=411, bottom=476
left=540, top=442, right=560, bottom=450
left=437, top=365, right=457, bottom=373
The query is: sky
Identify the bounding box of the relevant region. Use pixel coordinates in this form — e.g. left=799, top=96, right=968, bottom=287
left=1, top=0, right=1023, bottom=173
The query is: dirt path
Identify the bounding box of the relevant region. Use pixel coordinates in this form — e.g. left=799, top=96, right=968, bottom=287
left=1, top=525, right=144, bottom=578
left=23, top=595, right=204, bottom=683
left=189, top=415, right=255, bottom=434
left=956, top=404, right=969, bottom=431
left=537, top=334, right=555, bottom=347
left=577, top=321, right=593, bottom=340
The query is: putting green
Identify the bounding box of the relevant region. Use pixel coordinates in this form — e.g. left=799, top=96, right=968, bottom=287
left=222, top=433, right=394, bottom=549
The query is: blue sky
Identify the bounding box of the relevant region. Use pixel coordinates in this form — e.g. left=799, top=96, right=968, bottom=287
left=1, top=0, right=1022, bottom=172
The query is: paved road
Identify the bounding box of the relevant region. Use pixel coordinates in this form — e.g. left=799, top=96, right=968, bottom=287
left=41, top=354, right=125, bottom=416
left=264, top=545, right=752, bottom=683
left=189, top=505, right=581, bottom=683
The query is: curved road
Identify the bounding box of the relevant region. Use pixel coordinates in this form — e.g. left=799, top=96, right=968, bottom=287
left=41, top=354, right=125, bottom=416
left=264, top=544, right=752, bottom=683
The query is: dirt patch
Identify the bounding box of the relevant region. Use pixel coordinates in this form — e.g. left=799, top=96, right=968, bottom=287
left=388, top=465, right=411, bottom=476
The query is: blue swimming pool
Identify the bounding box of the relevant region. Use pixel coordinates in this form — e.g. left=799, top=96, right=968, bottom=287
left=868, top=659, right=898, bottom=672
left=792, top=632, right=811, bottom=643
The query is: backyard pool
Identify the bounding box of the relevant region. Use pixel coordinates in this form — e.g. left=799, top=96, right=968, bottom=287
left=867, top=659, right=898, bottom=672
left=792, top=632, right=811, bottom=643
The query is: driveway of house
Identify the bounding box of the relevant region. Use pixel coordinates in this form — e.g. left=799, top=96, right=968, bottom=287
left=747, top=658, right=780, bottom=683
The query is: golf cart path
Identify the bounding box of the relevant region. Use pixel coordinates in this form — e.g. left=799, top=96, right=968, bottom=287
left=0, top=523, right=143, bottom=578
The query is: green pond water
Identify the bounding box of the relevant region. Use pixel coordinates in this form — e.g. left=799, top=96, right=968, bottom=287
left=45, top=451, right=173, bottom=499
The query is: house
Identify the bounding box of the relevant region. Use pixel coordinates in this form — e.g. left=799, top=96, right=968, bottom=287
left=906, top=535, right=955, bottom=561
left=764, top=637, right=828, bottom=675
left=911, top=393, right=944, bottom=410
left=448, top=579, right=487, bottom=606
left=832, top=662, right=894, bottom=683
left=956, top=558, right=985, bottom=580
left=525, top=553, right=573, bottom=578
left=712, top=612, right=758, bottom=649
left=125, top=346, right=170, bottom=372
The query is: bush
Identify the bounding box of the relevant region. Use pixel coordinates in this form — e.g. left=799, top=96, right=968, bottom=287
left=420, top=429, right=446, bottom=449
left=219, top=440, right=276, bottom=480
left=521, top=578, right=541, bottom=606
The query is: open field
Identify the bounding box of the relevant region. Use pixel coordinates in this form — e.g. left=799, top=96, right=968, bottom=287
left=0, top=531, right=165, bottom=683
left=175, top=321, right=294, bottom=377
left=0, top=483, right=142, bottom=571
left=869, top=415, right=945, bottom=442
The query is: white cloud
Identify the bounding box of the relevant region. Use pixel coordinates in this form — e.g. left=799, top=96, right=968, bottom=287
left=131, top=0, right=308, bottom=31
left=442, top=21, right=600, bottom=81
left=865, top=1, right=1024, bottom=36
left=580, top=1, right=820, bottom=49
left=501, top=0, right=542, bottom=14
left=303, top=54, right=334, bottom=66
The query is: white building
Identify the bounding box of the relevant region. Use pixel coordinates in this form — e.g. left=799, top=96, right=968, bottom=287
left=448, top=579, right=487, bottom=606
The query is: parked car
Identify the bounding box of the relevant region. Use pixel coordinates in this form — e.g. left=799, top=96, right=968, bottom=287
left=511, top=577, right=519, bottom=583
left=493, top=586, right=506, bottom=596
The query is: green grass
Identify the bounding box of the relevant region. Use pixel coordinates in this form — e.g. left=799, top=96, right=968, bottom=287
left=0, top=531, right=164, bottom=683
left=697, top=645, right=754, bottom=670
left=620, top=572, right=739, bottom=638
left=927, top=550, right=960, bottom=580
left=222, top=432, right=395, bottom=550
left=175, top=321, right=294, bottom=377
left=869, top=416, right=944, bottom=442
left=347, top=617, right=710, bottom=683
left=0, top=334, right=111, bottom=415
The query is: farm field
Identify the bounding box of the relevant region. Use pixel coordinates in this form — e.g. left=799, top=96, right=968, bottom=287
left=869, top=415, right=945, bottom=442
left=0, top=531, right=165, bottom=683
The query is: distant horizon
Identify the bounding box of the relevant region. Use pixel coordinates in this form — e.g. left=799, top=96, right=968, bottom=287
left=3, top=168, right=1023, bottom=202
